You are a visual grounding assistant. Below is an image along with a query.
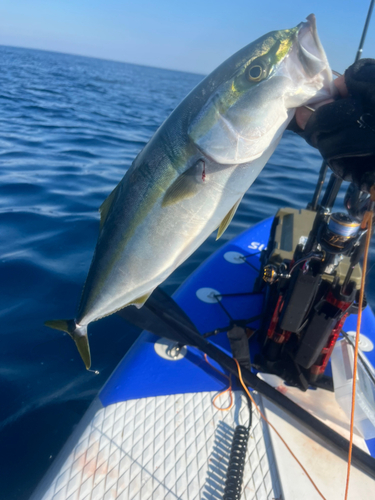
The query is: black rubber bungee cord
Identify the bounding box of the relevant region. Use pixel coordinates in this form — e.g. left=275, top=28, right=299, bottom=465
left=223, top=392, right=252, bottom=500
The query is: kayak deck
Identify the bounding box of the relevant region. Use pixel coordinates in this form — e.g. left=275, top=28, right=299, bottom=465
left=32, top=391, right=281, bottom=500
left=31, top=218, right=375, bottom=499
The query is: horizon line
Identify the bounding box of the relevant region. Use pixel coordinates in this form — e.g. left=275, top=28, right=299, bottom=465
left=0, top=43, right=206, bottom=78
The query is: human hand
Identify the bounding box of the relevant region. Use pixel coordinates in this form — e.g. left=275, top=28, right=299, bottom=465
left=295, top=75, right=349, bottom=130
left=291, top=59, right=375, bottom=193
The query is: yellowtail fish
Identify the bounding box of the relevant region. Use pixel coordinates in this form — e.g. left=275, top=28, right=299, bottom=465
left=46, top=14, right=334, bottom=369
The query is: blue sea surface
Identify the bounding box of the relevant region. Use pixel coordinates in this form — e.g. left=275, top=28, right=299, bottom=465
left=1, top=45, right=374, bottom=499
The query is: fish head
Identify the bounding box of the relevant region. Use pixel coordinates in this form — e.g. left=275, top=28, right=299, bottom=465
left=282, top=14, right=333, bottom=107
left=189, top=14, right=334, bottom=165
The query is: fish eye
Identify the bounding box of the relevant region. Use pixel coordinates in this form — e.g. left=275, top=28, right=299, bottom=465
left=248, top=64, right=263, bottom=81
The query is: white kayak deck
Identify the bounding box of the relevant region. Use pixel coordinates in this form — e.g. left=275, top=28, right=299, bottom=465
left=260, top=373, right=373, bottom=500
left=32, top=391, right=280, bottom=500
left=31, top=384, right=374, bottom=500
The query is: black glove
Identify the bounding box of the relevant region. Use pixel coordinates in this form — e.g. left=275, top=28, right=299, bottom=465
left=290, top=59, right=375, bottom=193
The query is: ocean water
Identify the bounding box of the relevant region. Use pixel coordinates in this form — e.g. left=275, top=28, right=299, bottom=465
left=1, top=45, right=374, bottom=499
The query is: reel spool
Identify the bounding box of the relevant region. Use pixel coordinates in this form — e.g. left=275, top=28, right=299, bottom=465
left=321, top=213, right=360, bottom=250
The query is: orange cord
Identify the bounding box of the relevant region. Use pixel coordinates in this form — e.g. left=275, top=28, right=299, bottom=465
left=344, top=208, right=373, bottom=500
left=204, top=353, right=233, bottom=411
left=212, top=382, right=233, bottom=411
left=206, top=353, right=326, bottom=497
left=233, top=358, right=327, bottom=500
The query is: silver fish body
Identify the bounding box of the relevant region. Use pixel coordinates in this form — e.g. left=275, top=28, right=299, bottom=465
left=46, top=14, right=334, bottom=368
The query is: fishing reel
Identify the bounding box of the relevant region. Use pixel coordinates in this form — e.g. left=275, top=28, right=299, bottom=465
left=254, top=175, right=369, bottom=391
left=320, top=212, right=360, bottom=252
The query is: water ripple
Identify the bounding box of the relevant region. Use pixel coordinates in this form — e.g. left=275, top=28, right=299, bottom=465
left=0, top=45, right=374, bottom=500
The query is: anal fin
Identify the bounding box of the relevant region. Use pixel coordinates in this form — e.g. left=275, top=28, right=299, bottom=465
left=126, top=290, right=154, bottom=309
left=216, top=196, right=243, bottom=240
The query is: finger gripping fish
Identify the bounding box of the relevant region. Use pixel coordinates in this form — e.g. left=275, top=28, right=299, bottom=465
left=46, top=14, right=334, bottom=369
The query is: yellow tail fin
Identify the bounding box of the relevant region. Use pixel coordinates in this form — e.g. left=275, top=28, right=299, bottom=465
left=45, top=319, right=91, bottom=370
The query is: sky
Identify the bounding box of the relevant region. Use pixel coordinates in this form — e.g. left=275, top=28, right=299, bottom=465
left=1, top=0, right=374, bottom=75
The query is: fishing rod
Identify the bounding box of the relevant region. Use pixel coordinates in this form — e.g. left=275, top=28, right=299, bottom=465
left=308, top=0, right=375, bottom=211
left=355, top=0, right=375, bottom=62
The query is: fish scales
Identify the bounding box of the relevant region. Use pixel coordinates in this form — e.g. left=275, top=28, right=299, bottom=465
left=45, top=14, right=335, bottom=369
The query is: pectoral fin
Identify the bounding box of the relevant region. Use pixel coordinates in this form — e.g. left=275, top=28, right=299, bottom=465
left=162, top=160, right=206, bottom=207
left=99, top=183, right=121, bottom=229
left=216, top=197, right=243, bottom=240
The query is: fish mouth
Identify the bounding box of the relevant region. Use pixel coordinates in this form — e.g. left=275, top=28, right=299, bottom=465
left=295, top=13, right=332, bottom=80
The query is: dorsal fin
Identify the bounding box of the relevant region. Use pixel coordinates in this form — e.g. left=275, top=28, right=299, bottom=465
left=99, top=183, right=121, bottom=229
left=216, top=197, right=243, bottom=240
